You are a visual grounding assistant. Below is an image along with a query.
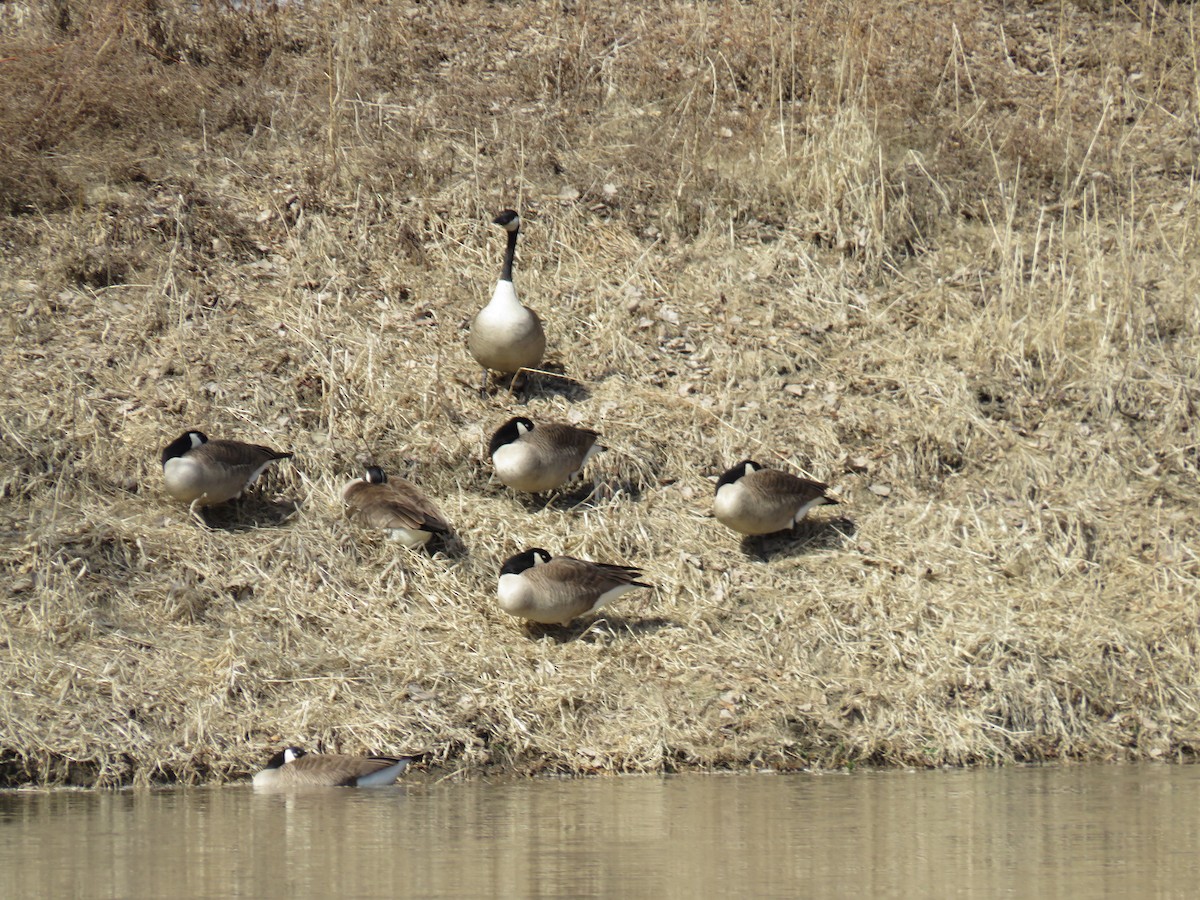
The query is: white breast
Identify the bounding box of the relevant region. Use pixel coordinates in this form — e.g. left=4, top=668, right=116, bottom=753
left=714, top=482, right=791, bottom=535
left=497, top=573, right=533, bottom=615
left=469, top=281, right=545, bottom=372
left=162, top=457, right=209, bottom=503
left=492, top=442, right=561, bottom=492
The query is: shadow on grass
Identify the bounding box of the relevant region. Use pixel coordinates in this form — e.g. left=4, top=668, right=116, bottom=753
left=431, top=531, right=471, bottom=560
left=523, top=615, right=679, bottom=644
left=741, top=515, right=857, bottom=561
left=472, top=361, right=592, bottom=404
left=519, top=360, right=591, bottom=404
left=201, top=496, right=300, bottom=531
left=508, top=477, right=647, bottom=513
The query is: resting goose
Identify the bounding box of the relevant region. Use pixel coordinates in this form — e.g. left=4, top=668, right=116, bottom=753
left=252, top=747, right=414, bottom=788
left=160, top=430, right=292, bottom=507
left=496, top=548, right=651, bottom=625
left=341, top=466, right=452, bottom=548
left=713, top=459, right=837, bottom=536
left=488, top=416, right=603, bottom=493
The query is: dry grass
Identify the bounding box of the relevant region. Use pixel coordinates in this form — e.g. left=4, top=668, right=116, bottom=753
left=1, top=0, right=1199, bottom=786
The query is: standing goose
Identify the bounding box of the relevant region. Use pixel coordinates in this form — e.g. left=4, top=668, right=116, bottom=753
left=488, top=416, right=603, bottom=493
left=467, top=210, right=546, bottom=386
left=341, top=465, right=452, bottom=549
left=252, top=747, right=414, bottom=788
left=496, top=548, right=651, bottom=625
left=160, top=430, right=292, bottom=507
left=713, top=459, right=838, bottom=536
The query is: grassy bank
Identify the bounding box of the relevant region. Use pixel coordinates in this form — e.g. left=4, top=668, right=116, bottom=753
left=1, top=0, right=1198, bottom=787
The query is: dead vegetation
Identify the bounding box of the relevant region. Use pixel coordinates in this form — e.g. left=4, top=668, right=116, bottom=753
left=1, top=0, right=1199, bottom=786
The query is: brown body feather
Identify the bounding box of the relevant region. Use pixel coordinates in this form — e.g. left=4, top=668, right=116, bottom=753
left=497, top=551, right=650, bottom=625
left=490, top=419, right=603, bottom=493
left=252, top=749, right=413, bottom=788
left=714, top=461, right=836, bottom=536
left=161, top=434, right=292, bottom=506
left=341, top=468, right=451, bottom=548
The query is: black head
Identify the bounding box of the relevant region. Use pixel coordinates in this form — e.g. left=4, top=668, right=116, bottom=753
left=263, top=746, right=307, bottom=770
left=161, top=430, right=208, bottom=467
left=364, top=466, right=388, bottom=485
left=493, top=209, right=520, bottom=232
left=488, top=416, right=535, bottom=457
left=715, top=459, right=762, bottom=493
left=500, top=547, right=552, bottom=576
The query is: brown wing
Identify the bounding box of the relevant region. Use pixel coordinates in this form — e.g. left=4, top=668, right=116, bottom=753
left=545, top=557, right=650, bottom=592
left=291, top=754, right=409, bottom=786
left=576, top=559, right=652, bottom=588
left=346, top=480, right=451, bottom=533
left=537, top=423, right=600, bottom=460
left=748, top=468, right=832, bottom=504
left=201, top=440, right=293, bottom=468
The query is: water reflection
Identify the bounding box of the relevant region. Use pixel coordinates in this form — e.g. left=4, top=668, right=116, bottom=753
left=2, top=766, right=1198, bottom=897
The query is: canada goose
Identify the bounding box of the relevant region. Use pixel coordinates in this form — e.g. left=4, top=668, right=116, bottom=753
left=341, top=466, right=452, bottom=548
left=467, top=210, right=546, bottom=384
left=488, top=416, right=603, bottom=493
left=496, top=548, right=651, bottom=625
left=160, top=430, right=292, bottom=507
left=252, top=747, right=414, bottom=788
left=713, top=459, right=838, bottom=536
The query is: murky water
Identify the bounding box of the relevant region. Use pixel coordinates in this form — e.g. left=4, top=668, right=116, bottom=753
left=2, top=766, right=1198, bottom=897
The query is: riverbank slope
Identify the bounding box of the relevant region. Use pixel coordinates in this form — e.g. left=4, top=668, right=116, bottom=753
left=1, top=0, right=1197, bottom=786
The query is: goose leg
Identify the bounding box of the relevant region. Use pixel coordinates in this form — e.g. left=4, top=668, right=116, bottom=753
left=187, top=497, right=208, bottom=528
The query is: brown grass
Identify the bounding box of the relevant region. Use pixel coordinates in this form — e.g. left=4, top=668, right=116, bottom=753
left=1, top=0, right=1199, bottom=786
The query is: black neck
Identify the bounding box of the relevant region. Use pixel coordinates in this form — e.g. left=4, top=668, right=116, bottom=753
left=501, top=228, right=518, bottom=282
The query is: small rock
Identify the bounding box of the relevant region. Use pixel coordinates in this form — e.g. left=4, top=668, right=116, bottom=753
left=869, top=483, right=892, bottom=497
left=846, top=456, right=870, bottom=473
